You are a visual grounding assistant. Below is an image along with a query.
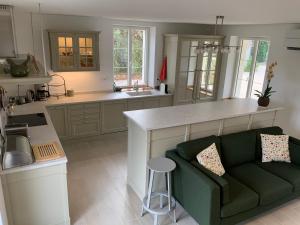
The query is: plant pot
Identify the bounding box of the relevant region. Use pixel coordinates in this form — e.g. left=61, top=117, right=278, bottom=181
left=258, top=97, right=270, bottom=107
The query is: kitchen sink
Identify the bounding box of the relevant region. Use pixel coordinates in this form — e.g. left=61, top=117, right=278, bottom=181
left=126, top=91, right=153, bottom=96
left=7, top=113, right=47, bottom=127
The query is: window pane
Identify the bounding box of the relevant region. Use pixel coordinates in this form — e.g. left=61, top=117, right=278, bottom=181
left=250, top=40, right=270, bottom=98
left=181, top=40, right=190, bottom=56
left=188, top=57, right=197, bottom=72
left=66, top=37, right=72, bottom=47
left=113, top=28, right=129, bottom=86
left=113, top=28, right=128, bottom=48
left=187, top=72, right=195, bottom=88
left=202, top=57, right=208, bottom=71
left=58, top=37, right=65, bottom=47
left=79, top=38, right=85, bottom=47
left=131, top=29, right=145, bottom=84
left=86, top=38, right=93, bottom=47
left=234, top=40, right=255, bottom=98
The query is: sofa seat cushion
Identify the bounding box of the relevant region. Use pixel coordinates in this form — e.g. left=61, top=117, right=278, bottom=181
left=257, top=162, right=300, bottom=192
left=221, top=174, right=259, bottom=218
left=229, top=163, right=293, bottom=205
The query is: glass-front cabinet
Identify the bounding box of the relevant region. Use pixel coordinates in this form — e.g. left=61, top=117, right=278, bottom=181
left=177, top=37, right=223, bottom=104
left=49, top=31, right=99, bottom=72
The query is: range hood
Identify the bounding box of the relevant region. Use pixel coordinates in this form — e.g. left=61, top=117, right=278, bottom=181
left=0, top=5, right=16, bottom=58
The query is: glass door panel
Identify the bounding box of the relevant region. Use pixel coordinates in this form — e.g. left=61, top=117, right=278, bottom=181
left=234, top=40, right=255, bottom=98
left=58, top=36, right=75, bottom=69
left=250, top=40, right=270, bottom=97
left=79, top=37, right=94, bottom=68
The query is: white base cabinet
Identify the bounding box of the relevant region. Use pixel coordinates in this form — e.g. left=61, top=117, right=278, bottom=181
left=47, top=95, right=173, bottom=139
left=47, top=106, right=68, bottom=138
left=101, top=100, right=128, bottom=134
left=2, top=164, right=70, bottom=225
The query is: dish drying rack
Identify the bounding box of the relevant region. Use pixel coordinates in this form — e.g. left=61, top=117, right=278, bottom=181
left=47, top=74, right=66, bottom=99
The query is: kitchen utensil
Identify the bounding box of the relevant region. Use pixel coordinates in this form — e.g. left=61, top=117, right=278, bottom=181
left=32, top=142, right=65, bottom=162
left=26, top=89, right=35, bottom=103
left=2, top=135, right=34, bottom=170
left=6, top=55, right=30, bottom=77
left=36, top=84, right=50, bottom=101
left=66, top=89, right=74, bottom=97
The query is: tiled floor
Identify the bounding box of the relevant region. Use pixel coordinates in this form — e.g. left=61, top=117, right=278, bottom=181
left=63, top=132, right=300, bottom=225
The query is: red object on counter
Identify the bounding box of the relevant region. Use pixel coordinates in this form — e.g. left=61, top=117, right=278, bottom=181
left=159, top=57, right=167, bottom=81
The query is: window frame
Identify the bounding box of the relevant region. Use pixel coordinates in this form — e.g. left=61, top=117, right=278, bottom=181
left=113, top=26, right=149, bottom=87
left=48, top=31, right=100, bottom=72
left=232, top=37, right=271, bottom=98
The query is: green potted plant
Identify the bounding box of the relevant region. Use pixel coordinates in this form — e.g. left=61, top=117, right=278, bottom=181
left=254, top=61, right=277, bottom=107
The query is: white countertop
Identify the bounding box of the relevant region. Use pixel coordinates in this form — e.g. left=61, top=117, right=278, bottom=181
left=1, top=102, right=67, bottom=175
left=0, top=89, right=171, bottom=174
left=123, top=99, right=284, bottom=131
left=46, top=89, right=172, bottom=106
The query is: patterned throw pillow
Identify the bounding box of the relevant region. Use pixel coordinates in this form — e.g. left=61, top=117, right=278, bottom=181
left=196, top=143, right=225, bottom=176
left=261, top=134, right=291, bottom=163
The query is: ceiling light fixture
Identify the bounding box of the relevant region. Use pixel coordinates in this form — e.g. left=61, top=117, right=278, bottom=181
left=196, top=16, right=240, bottom=54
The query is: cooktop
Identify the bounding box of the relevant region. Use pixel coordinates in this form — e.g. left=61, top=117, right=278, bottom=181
left=7, top=113, right=47, bottom=127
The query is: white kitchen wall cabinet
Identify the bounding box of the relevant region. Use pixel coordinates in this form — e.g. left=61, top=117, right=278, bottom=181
left=101, top=100, right=128, bottom=134
left=47, top=106, right=68, bottom=138
left=164, top=34, right=223, bottom=105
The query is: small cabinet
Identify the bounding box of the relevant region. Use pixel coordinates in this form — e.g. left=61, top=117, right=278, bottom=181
left=47, top=106, right=68, bottom=138
left=144, top=98, right=160, bottom=109
left=68, top=103, right=101, bottom=137
left=101, top=100, right=128, bottom=134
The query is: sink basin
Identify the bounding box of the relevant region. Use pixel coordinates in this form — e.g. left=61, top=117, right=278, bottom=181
left=126, top=91, right=153, bottom=96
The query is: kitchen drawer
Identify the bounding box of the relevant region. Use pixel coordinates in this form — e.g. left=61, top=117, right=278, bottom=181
left=70, top=121, right=101, bottom=137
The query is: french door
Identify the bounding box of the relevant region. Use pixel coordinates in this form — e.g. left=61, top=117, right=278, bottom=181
left=176, top=37, right=223, bottom=104
left=233, top=39, right=270, bottom=98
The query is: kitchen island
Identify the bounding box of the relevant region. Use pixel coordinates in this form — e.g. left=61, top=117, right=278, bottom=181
left=124, top=99, right=284, bottom=200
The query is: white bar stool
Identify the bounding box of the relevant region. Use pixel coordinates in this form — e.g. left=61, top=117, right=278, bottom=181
left=141, top=157, right=177, bottom=225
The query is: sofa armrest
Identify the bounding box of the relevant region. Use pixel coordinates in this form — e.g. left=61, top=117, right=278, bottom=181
left=289, top=137, right=300, bottom=165
left=166, top=150, right=221, bottom=225
left=190, top=160, right=230, bottom=205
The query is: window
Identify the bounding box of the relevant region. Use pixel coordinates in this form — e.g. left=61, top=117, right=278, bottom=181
left=49, top=31, right=99, bottom=72
left=113, top=27, right=148, bottom=87
left=233, top=39, right=270, bottom=98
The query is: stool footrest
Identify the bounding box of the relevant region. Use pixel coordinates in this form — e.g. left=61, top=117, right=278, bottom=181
left=142, top=192, right=176, bottom=216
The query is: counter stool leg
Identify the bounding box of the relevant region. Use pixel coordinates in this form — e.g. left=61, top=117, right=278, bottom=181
left=173, top=208, right=177, bottom=223
left=167, top=172, right=171, bottom=211
left=160, top=194, right=163, bottom=209
left=147, top=170, right=155, bottom=208
left=154, top=214, right=158, bottom=225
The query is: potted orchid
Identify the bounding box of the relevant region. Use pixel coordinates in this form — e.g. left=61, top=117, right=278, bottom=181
left=254, top=61, right=278, bottom=107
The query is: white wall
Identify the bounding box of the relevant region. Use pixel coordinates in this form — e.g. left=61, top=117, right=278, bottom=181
left=9, top=9, right=213, bottom=93
left=219, top=24, right=300, bottom=138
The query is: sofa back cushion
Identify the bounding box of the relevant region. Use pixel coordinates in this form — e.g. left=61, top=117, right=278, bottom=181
left=220, top=130, right=257, bottom=168
left=177, top=135, right=221, bottom=161
left=254, top=126, right=283, bottom=160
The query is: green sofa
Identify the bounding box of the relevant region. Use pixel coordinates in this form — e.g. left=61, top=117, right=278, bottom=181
left=166, top=126, right=300, bottom=225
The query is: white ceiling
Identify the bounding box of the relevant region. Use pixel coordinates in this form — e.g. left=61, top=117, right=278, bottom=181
left=2, top=0, right=300, bottom=24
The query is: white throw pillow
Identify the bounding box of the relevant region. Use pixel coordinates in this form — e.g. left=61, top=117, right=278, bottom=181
left=196, top=143, right=225, bottom=176
left=261, top=134, right=291, bottom=163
